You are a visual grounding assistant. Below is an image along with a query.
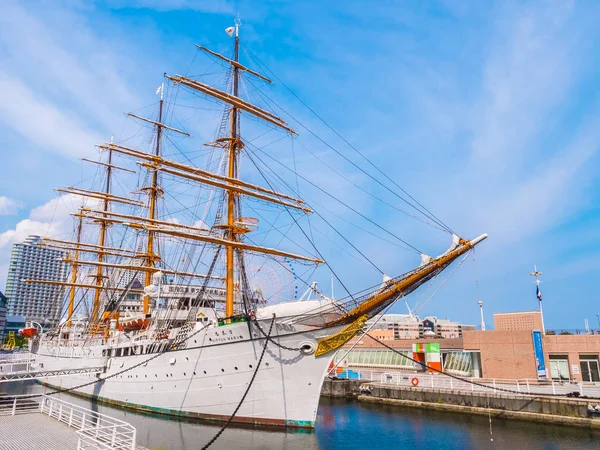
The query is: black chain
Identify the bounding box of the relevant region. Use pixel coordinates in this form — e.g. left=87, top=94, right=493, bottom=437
left=252, top=318, right=302, bottom=352
left=364, top=334, right=600, bottom=400
left=201, top=315, right=276, bottom=449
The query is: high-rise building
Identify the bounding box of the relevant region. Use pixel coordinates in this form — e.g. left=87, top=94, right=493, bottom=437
left=0, top=291, right=7, bottom=337
left=4, top=235, right=68, bottom=325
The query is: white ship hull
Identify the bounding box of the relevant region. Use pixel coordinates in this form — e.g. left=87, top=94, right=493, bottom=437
left=33, top=320, right=335, bottom=427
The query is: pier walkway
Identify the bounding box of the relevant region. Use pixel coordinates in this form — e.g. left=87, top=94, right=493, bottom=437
left=0, top=414, right=78, bottom=450
left=335, top=367, right=600, bottom=398
left=0, top=394, right=142, bottom=449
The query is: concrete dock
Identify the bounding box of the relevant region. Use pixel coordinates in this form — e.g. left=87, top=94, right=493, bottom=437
left=0, top=394, right=145, bottom=449
left=321, top=378, right=600, bottom=429
left=0, top=414, right=79, bottom=450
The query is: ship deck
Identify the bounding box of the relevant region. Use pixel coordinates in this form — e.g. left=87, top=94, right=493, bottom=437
left=0, top=413, right=79, bottom=450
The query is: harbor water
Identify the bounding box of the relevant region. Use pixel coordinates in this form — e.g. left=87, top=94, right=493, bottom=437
left=3, top=381, right=600, bottom=449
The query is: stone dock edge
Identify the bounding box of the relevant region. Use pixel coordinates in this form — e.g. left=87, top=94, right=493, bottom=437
left=321, top=379, right=600, bottom=429
left=357, top=395, right=600, bottom=429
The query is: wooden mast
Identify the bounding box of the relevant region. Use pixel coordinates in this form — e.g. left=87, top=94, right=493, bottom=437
left=91, top=144, right=113, bottom=325
left=143, top=84, right=164, bottom=315
left=66, top=212, right=83, bottom=327
left=225, top=20, right=241, bottom=318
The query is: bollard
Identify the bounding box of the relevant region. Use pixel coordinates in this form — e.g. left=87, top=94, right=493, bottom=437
left=526, top=379, right=530, bottom=393
left=579, top=382, right=583, bottom=396
left=517, top=380, right=520, bottom=392
left=493, top=379, right=496, bottom=393
left=552, top=379, right=556, bottom=395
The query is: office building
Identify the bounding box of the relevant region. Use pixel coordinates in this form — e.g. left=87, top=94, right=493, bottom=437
left=367, top=313, right=475, bottom=339
left=493, top=311, right=543, bottom=331
left=5, top=235, right=68, bottom=325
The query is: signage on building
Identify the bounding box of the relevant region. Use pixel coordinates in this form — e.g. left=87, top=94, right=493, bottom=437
left=572, top=364, right=579, bottom=375
left=532, top=330, right=546, bottom=379
left=412, top=343, right=440, bottom=353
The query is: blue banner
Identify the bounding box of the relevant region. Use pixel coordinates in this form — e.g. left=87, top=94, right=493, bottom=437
left=532, top=330, right=546, bottom=379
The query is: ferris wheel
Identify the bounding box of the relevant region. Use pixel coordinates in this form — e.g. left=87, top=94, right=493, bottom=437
left=244, top=256, right=298, bottom=305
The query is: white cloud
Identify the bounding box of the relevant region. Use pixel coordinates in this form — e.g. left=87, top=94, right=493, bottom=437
left=0, top=194, right=101, bottom=288
left=0, top=74, right=102, bottom=158
left=0, top=196, right=22, bottom=215
left=0, top=1, right=141, bottom=158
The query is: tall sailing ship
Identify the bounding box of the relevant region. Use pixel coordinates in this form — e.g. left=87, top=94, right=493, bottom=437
left=25, top=20, right=487, bottom=427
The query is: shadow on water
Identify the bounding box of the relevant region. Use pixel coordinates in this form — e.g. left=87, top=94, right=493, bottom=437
left=3, top=381, right=600, bottom=449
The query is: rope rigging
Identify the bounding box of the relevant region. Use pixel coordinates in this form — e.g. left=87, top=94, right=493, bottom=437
left=240, top=43, right=455, bottom=235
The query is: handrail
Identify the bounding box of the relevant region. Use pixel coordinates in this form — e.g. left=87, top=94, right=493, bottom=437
left=0, top=394, right=137, bottom=450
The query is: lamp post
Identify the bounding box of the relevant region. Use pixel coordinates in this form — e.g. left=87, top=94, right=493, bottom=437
left=478, top=300, right=486, bottom=331
left=529, top=265, right=545, bottom=334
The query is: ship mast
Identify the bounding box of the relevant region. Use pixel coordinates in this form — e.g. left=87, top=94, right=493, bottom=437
left=66, top=212, right=83, bottom=328
left=225, top=19, right=241, bottom=318
left=143, top=84, right=164, bottom=316
left=91, top=143, right=113, bottom=325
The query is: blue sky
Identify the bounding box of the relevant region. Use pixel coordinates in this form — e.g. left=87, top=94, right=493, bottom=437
left=1, top=0, right=600, bottom=329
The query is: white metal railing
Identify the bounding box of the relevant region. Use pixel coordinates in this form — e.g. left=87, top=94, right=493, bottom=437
left=0, top=394, right=137, bottom=450
left=335, top=367, right=600, bottom=398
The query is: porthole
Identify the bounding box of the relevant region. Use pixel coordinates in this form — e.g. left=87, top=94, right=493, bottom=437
left=203, top=370, right=207, bottom=374
left=193, top=372, right=196, bottom=375
left=249, top=365, right=253, bottom=369
left=234, top=367, right=238, bottom=370
left=221, top=368, right=224, bottom=372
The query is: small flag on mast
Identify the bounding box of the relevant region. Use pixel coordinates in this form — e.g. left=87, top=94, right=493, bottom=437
left=536, top=279, right=542, bottom=301
left=225, top=26, right=235, bottom=37
left=155, top=85, right=162, bottom=95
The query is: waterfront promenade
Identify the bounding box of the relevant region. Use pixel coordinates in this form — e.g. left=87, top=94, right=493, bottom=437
left=0, top=394, right=143, bottom=449
left=335, top=366, right=600, bottom=397
left=0, top=414, right=78, bottom=450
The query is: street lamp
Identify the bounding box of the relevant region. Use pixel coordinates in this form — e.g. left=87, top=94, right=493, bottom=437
left=478, top=300, right=486, bottom=331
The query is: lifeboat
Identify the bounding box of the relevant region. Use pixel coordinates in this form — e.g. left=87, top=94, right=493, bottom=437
left=121, top=318, right=149, bottom=332
left=18, top=327, right=38, bottom=338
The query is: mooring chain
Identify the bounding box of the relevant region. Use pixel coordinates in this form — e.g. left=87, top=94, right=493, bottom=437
left=252, top=318, right=302, bottom=352
left=365, top=334, right=600, bottom=401
left=201, top=315, right=276, bottom=450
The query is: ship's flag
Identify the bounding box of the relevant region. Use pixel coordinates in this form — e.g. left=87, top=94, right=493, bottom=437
left=536, top=280, right=542, bottom=301
left=155, top=85, right=162, bottom=95
left=225, top=26, right=235, bottom=36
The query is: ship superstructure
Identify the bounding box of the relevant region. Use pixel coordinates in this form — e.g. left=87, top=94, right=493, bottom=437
left=25, top=19, right=487, bottom=427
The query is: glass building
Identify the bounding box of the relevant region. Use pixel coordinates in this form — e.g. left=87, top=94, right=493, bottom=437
left=5, top=235, right=68, bottom=326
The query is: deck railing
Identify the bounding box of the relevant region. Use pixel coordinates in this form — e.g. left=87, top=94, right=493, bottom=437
left=0, top=394, right=137, bottom=450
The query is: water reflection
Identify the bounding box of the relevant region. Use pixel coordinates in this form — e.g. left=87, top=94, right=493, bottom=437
left=3, top=381, right=599, bottom=449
